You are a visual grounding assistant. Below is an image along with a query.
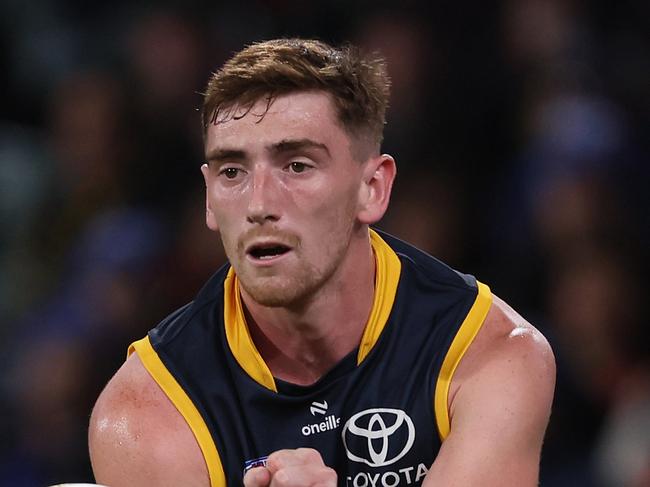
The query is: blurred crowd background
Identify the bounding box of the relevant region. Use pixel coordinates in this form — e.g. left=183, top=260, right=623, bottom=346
left=1, top=0, right=648, bottom=485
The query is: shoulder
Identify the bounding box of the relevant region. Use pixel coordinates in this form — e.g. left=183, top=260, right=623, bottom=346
left=450, top=294, right=556, bottom=415
left=449, top=293, right=556, bottom=442
left=427, top=295, right=555, bottom=484
left=89, top=352, right=209, bottom=487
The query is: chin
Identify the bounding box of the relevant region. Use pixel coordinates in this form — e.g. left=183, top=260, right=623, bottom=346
left=247, top=292, right=296, bottom=308
left=240, top=275, right=318, bottom=308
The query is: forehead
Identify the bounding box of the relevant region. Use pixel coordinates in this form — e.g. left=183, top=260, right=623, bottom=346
left=205, top=91, right=351, bottom=154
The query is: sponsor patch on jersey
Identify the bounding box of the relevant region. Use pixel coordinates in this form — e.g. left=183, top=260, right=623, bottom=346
left=243, top=455, right=268, bottom=476
left=342, top=408, right=415, bottom=467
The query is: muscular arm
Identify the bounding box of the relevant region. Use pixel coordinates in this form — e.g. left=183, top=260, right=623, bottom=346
left=424, top=295, right=556, bottom=486
left=89, top=353, right=209, bottom=487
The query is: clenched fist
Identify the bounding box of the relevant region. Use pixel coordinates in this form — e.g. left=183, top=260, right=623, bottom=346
left=243, top=448, right=337, bottom=487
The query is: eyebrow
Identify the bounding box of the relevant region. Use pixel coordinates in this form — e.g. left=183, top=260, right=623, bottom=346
left=270, top=138, right=331, bottom=157
left=205, top=138, right=330, bottom=163
left=205, top=148, right=247, bottom=163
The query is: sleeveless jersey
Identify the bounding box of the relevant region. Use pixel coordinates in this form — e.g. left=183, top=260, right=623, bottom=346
left=129, top=229, right=492, bottom=486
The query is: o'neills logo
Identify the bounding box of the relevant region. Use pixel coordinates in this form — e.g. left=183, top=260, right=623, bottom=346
left=301, top=414, right=341, bottom=436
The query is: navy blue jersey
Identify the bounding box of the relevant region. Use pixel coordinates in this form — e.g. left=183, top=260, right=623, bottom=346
left=129, top=229, right=492, bottom=486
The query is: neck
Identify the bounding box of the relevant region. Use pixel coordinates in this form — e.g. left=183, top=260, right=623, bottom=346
left=240, top=227, right=376, bottom=386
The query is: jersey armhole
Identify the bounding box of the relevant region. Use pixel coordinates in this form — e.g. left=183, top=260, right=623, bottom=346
left=433, top=282, right=492, bottom=441
left=129, top=336, right=226, bottom=487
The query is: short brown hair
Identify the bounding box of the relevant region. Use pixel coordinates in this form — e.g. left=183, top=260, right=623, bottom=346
left=201, top=38, right=390, bottom=154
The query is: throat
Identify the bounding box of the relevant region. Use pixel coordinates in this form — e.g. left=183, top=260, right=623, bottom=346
left=238, top=231, right=378, bottom=385
left=264, top=335, right=352, bottom=386
left=275, top=349, right=359, bottom=391
left=273, top=364, right=328, bottom=387
left=245, top=313, right=362, bottom=386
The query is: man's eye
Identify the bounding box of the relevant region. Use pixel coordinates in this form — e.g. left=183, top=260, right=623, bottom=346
left=289, top=162, right=309, bottom=173
left=221, top=168, right=240, bottom=179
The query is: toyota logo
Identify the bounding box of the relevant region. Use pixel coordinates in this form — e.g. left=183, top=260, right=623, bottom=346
left=342, top=408, right=415, bottom=467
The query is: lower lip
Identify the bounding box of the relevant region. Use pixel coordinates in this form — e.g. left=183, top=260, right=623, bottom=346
left=246, top=250, right=293, bottom=267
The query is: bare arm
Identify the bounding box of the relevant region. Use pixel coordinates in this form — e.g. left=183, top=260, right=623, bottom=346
left=424, top=295, right=556, bottom=486
left=89, top=353, right=209, bottom=487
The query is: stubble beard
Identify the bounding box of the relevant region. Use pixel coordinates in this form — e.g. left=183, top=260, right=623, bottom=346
left=239, top=266, right=320, bottom=308
left=232, top=238, right=351, bottom=309
left=237, top=250, right=343, bottom=308
left=225, top=198, right=359, bottom=308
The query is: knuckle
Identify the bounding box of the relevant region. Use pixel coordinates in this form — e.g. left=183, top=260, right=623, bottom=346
left=314, top=468, right=338, bottom=487
left=273, top=468, right=290, bottom=485
left=266, top=457, right=282, bottom=472
left=324, top=467, right=337, bottom=481
left=267, top=449, right=290, bottom=470
left=297, top=447, right=321, bottom=463
left=242, top=470, right=259, bottom=487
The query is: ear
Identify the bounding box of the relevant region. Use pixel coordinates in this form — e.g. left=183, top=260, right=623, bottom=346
left=357, top=154, right=397, bottom=225
left=200, top=163, right=219, bottom=232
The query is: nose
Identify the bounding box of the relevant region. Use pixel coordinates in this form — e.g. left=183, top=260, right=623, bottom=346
left=246, top=165, right=280, bottom=224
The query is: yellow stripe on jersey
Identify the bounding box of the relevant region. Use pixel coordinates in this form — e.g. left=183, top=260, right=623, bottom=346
left=434, top=281, right=492, bottom=440
left=129, top=337, right=226, bottom=487
left=223, top=269, right=277, bottom=392
left=357, top=229, right=402, bottom=364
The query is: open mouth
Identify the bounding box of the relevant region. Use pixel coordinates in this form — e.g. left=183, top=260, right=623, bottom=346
left=247, top=244, right=291, bottom=260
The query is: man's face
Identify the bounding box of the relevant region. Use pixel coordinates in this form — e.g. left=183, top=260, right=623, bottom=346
left=202, top=91, right=369, bottom=307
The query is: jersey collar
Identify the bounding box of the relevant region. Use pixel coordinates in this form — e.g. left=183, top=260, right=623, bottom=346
left=223, top=228, right=402, bottom=391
